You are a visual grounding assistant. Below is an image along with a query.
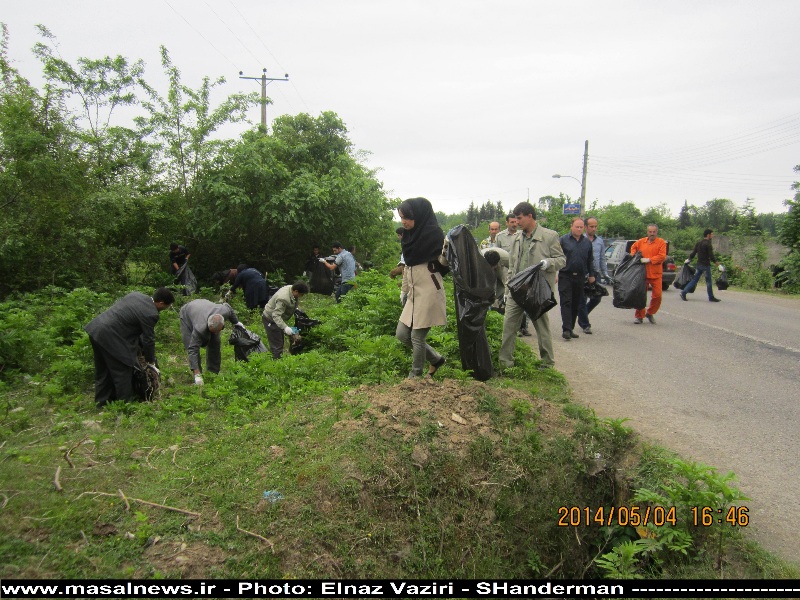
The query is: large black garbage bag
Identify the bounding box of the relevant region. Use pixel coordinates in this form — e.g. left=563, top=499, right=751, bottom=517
left=309, top=261, right=335, bottom=295
left=716, top=270, right=729, bottom=290
left=174, top=262, right=198, bottom=296
left=228, top=324, right=267, bottom=361
left=674, top=264, right=695, bottom=290
left=612, top=252, right=647, bottom=309
left=584, top=280, right=610, bottom=298
left=507, top=263, right=557, bottom=321
left=446, top=225, right=496, bottom=381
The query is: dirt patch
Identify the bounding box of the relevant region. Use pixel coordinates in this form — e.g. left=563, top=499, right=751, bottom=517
left=333, top=378, right=570, bottom=456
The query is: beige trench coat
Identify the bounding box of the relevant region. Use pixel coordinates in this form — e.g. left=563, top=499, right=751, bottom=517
left=399, top=261, right=447, bottom=329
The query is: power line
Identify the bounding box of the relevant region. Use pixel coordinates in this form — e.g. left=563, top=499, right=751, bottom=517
left=163, top=0, right=240, bottom=72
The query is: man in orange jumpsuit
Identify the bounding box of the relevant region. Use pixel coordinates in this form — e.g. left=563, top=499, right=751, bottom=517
left=630, top=224, right=667, bottom=324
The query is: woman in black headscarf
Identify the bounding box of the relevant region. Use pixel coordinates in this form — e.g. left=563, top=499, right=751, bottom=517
left=396, top=197, right=448, bottom=378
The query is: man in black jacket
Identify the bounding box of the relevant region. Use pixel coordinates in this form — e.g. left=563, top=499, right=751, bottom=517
left=558, top=218, right=597, bottom=340
left=680, top=229, right=723, bottom=302
left=84, top=288, right=174, bottom=407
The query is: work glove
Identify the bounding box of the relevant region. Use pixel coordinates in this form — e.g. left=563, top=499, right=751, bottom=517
left=290, top=327, right=300, bottom=335
left=400, top=292, right=408, bottom=306
left=539, top=259, right=549, bottom=270
left=235, top=322, right=246, bottom=329
left=719, top=264, right=726, bottom=272
left=318, top=258, right=326, bottom=263
left=284, top=326, right=294, bottom=336
left=641, top=258, right=651, bottom=263
left=194, top=374, right=204, bottom=386
left=684, top=259, right=690, bottom=264
left=146, top=363, right=160, bottom=375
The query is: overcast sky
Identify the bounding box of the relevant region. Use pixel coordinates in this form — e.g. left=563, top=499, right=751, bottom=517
left=2, top=0, right=799, bottom=217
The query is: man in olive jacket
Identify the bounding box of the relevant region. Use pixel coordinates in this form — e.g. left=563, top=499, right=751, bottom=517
left=84, top=287, right=174, bottom=407
left=261, top=282, right=309, bottom=358
left=499, top=202, right=566, bottom=369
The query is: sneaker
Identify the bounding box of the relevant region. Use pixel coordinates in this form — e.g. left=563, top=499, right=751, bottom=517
left=519, top=328, right=532, bottom=337
left=645, top=314, right=656, bottom=324
left=679, top=293, right=687, bottom=301
left=634, top=317, right=643, bottom=324
left=570, top=331, right=579, bottom=339
left=561, top=331, right=572, bottom=341
left=582, top=326, right=592, bottom=335
left=709, top=297, right=721, bottom=302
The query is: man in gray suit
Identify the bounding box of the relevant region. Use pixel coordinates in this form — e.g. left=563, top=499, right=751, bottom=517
left=84, top=288, right=175, bottom=407
left=179, top=299, right=243, bottom=385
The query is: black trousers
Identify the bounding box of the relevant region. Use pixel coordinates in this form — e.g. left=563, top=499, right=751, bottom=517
left=90, top=338, right=135, bottom=407
left=558, top=272, right=586, bottom=333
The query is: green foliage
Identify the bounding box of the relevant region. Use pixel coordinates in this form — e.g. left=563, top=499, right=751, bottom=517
left=776, top=184, right=800, bottom=291
left=189, top=112, right=394, bottom=279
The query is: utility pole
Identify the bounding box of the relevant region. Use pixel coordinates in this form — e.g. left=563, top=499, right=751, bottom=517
left=239, top=68, right=289, bottom=133
left=580, top=139, right=589, bottom=218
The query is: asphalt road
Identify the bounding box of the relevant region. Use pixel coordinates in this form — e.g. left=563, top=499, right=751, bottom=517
left=535, top=284, right=800, bottom=565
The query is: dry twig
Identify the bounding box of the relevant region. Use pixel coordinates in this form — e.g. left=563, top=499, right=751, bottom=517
left=64, top=436, right=88, bottom=469
left=77, top=490, right=200, bottom=518
left=118, top=489, right=130, bottom=511
left=236, top=515, right=274, bottom=551
left=53, top=466, right=63, bottom=492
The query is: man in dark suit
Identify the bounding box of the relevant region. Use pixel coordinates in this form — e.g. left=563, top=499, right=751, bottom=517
left=84, top=288, right=174, bottom=407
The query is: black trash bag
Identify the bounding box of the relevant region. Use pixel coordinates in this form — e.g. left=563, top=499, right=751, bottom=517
left=507, top=264, right=558, bottom=322
left=445, top=225, right=496, bottom=381
left=716, top=270, right=729, bottom=290
left=228, top=324, right=267, bottom=361
left=612, top=252, right=647, bottom=309
left=584, top=280, right=610, bottom=298
left=674, top=264, right=696, bottom=290
left=174, top=262, right=198, bottom=296
left=289, top=308, right=322, bottom=355
left=309, top=260, right=335, bottom=295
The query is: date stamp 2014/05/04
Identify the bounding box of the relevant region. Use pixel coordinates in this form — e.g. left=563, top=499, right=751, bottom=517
left=557, top=505, right=749, bottom=528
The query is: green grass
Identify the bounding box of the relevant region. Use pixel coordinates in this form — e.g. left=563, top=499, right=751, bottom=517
left=1, top=273, right=797, bottom=580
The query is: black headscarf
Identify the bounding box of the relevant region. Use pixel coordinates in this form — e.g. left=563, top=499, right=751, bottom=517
left=399, top=197, right=445, bottom=267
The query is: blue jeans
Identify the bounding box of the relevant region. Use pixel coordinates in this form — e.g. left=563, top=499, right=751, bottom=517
left=335, top=282, right=354, bottom=303
left=577, top=295, right=602, bottom=329
left=683, top=264, right=714, bottom=299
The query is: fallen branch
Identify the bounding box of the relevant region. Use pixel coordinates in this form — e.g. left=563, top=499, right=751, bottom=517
left=77, top=490, right=200, bottom=518
left=236, top=515, right=274, bottom=551
left=145, top=446, right=159, bottom=469
left=53, top=466, right=63, bottom=492
left=64, top=436, right=89, bottom=469
left=118, top=489, right=130, bottom=511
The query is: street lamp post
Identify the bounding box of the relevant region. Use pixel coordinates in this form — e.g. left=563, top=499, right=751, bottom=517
left=552, top=140, right=589, bottom=217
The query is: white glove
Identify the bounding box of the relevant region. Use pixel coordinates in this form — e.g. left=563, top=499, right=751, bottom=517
left=284, top=326, right=294, bottom=336
left=684, top=259, right=690, bottom=264
left=641, top=258, right=651, bottom=263
left=539, top=259, right=549, bottom=270
left=194, top=374, right=204, bottom=386
left=235, top=322, right=246, bottom=329
left=224, top=291, right=232, bottom=300
left=318, top=258, right=326, bottom=263
left=400, top=292, right=408, bottom=306
left=719, top=264, right=725, bottom=272
left=146, top=363, right=160, bottom=375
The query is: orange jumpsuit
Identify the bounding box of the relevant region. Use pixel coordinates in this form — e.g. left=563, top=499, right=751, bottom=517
left=630, top=236, right=667, bottom=319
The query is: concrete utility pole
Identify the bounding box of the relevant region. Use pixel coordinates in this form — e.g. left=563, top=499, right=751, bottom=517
left=580, top=139, right=589, bottom=218
left=239, top=68, right=289, bottom=133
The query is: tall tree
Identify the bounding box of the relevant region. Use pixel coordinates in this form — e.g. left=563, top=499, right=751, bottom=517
left=189, top=112, right=393, bottom=279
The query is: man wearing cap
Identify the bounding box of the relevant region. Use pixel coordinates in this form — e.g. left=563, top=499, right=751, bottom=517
left=179, top=299, right=242, bottom=385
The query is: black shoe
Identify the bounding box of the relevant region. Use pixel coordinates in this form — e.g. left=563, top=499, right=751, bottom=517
left=570, top=331, right=579, bottom=339
left=645, top=314, right=656, bottom=324
left=709, top=297, right=721, bottom=302
left=680, top=293, right=687, bottom=301
left=519, top=328, right=532, bottom=337
left=561, top=331, right=572, bottom=341
left=582, top=326, right=592, bottom=334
